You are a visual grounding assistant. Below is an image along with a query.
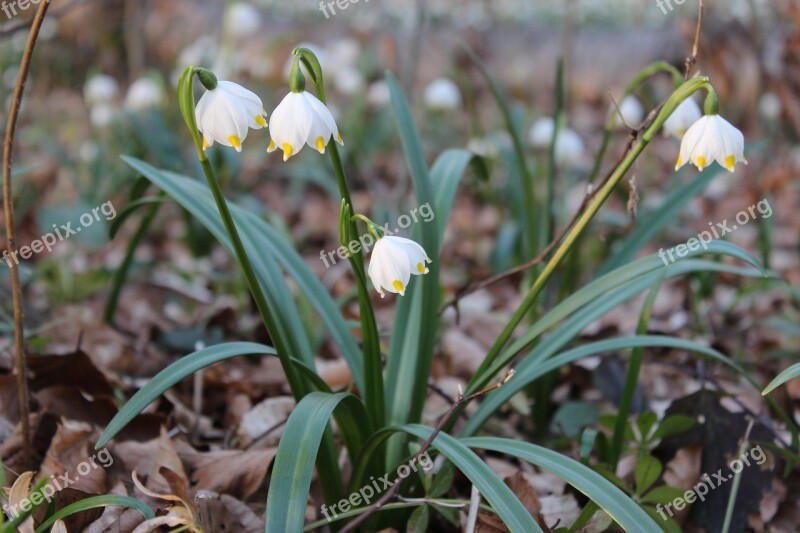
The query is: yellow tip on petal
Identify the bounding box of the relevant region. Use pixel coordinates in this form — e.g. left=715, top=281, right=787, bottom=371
left=255, top=114, right=267, bottom=127
left=337, top=133, right=343, bottom=145
left=282, top=143, right=294, bottom=161
left=725, top=155, right=735, bottom=170
left=229, top=135, right=242, bottom=151
left=392, top=280, right=405, bottom=294
left=202, top=137, right=209, bottom=150
left=696, top=155, right=706, bottom=170
left=417, top=262, right=427, bottom=273
left=316, top=136, right=326, bottom=153
left=267, top=139, right=276, bottom=152
left=674, top=155, right=682, bottom=170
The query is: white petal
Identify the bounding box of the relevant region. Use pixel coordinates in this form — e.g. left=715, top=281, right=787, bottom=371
left=303, top=91, right=341, bottom=145
left=269, top=92, right=313, bottom=160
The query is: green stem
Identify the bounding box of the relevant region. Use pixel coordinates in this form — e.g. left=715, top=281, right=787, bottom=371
left=293, top=48, right=385, bottom=429
left=466, top=77, right=711, bottom=397
left=588, top=61, right=684, bottom=184
left=104, top=194, right=162, bottom=324
left=609, top=275, right=663, bottom=468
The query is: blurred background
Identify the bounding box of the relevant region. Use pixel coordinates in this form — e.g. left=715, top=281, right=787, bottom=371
left=0, top=0, right=799, bottom=530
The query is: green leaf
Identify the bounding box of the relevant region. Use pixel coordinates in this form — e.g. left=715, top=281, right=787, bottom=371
left=96, top=342, right=277, bottom=448
left=640, top=485, right=685, bottom=505
left=429, top=461, right=455, bottom=498
left=634, top=455, right=663, bottom=495
left=463, top=437, right=662, bottom=532
left=636, top=412, right=659, bottom=442
left=762, top=362, right=800, bottom=395
left=407, top=504, right=430, bottom=532
left=550, top=401, right=599, bottom=438
left=265, top=392, right=370, bottom=533
left=651, top=415, right=696, bottom=441
left=599, top=166, right=721, bottom=274
left=384, top=72, right=441, bottom=435
left=107, top=196, right=168, bottom=239
left=34, top=495, right=154, bottom=533
left=120, top=156, right=364, bottom=391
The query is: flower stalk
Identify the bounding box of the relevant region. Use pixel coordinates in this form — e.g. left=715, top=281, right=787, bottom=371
left=293, top=48, right=385, bottom=428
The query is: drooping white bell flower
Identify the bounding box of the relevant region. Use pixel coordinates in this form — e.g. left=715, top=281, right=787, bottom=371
left=424, top=78, right=461, bottom=110
left=367, top=236, right=431, bottom=298
left=224, top=2, right=261, bottom=39
left=124, top=77, right=164, bottom=110
left=84, top=74, right=118, bottom=106
left=675, top=114, right=747, bottom=172
left=554, top=128, right=585, bottom=166
left=615, top=95, right=644, bottom=127
left=195, top=80, right=267, bottom=152
left=366, top=80, right=391, bottom=109
left=663, top=97, right=702, bottom=139
left=267, top=91, right=342, bottom=161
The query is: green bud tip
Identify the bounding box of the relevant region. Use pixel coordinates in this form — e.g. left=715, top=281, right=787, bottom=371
left=196, top=68, right=218, bottom=91
left=289, top=57, right=306, bottom=93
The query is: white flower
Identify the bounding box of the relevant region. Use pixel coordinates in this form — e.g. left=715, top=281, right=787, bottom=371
left=267, top=91, right=342, bottom=161
left=528, top=118, right=584, bottom=166
left=124, top=77, right=164, bottom=110
left=84, top=74, right=118, bottom=106
left=366, top=80, right=391, bottom=108
left=224, top=2, right=261, bottom=39
left=195, top=80, right=267, bottom=152
left=663, top=97, right=702, bottom=139
left=367, top=236, right=431, bottom=298
left=424, top=78, right=461, bottom=110
left=333, top=68, right=365, bottom=96
left=675, top=114, right=747, bottom=172
left=554, top=128, right=585, bottom=166
left=615, top=95, right=644, bottom=127
left=90, top=103, right=118, bottom=128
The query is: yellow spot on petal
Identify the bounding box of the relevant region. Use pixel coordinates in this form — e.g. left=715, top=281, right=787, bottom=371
left=202, top=137, right=209, bottom=150
left=255, top=114, right=267, bottom=127
left=675, top=155, right=682, bottom=170
left=267, top=139, right=276, bottom=152
left=696, top=155, right=706, bottom=170
left=392, top=280, right=405, bottom=294
left=725, top=155, right=735, bottom=170
left=316, top=136, right=326, bottom=153
left=229, top=135, right=242, bottom=151
left=282, top=143, right=294, bottom=161
left=337, top=133, right=343, bottom=145
left=417, top=262, right=426, bottom=273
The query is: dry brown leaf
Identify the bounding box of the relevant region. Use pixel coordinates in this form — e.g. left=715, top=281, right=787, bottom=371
left=181, top=448, right=276, bottom=499
left=237, top=396, right=295, bottom=446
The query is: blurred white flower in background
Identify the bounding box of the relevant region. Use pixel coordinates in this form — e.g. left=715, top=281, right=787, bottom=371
left=424, top=78, right=461, bottom=110
left=758, top=92, right=782, bottom=121
left=84, top=74, right=118, bottom=106
left=366, top=80, right=391, bottom=109
left=528, top=117, right=585, bottom=166
left=675, top=114, right=746, bottom=172
left=333, top=68, right=365, bottom=96
left=327, top=38, right=360, bottom=72
left=224, top=2, right=261, bottom=39
left=663, top=97, right=702, bottom=139
left=124, top=76, right=165, bottom=111
left=615, top=95, right=644, bottom=127
left=90, top=104, right=118, bottom=128
left=195, top=81, right=267, bottom=152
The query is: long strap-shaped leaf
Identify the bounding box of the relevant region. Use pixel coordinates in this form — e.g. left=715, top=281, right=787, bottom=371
left=265, top=392, right=371, bottom=533
left=763, top=363, right=800, bottom=395
left=96, top=342, right=277, bottom=448
left=461, top=437, right=662, bottom=533
left=35, top=495, right=154, bottom=533
left=121, top=156, right=364, bottom=391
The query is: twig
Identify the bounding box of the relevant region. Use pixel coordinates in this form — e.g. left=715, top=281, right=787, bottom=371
left=2, top=0, right=50, bottom=469
left=684, top=0, right=704, bottom=80
left=464, top=484, right=481, bottom=533
left=340, top=370, right=516, bottom=533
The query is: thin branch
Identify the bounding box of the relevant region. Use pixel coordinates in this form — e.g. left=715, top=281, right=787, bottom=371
left=2, top=0, right=50, bottom=470
left=339, top=370, right=516, bottom=533
left=684, top=0, right=704, bottom=80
